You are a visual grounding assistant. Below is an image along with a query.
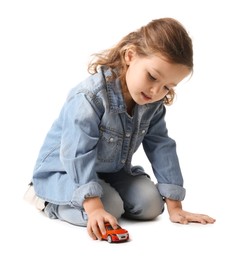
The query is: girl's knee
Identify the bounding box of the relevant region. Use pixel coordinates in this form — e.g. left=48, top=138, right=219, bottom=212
left=124, top=192, right=164, bottom=220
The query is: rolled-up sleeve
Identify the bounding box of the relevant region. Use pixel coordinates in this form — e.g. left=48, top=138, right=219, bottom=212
left=71, top=181, right=103, bottom=209
left=157, top=183, right=186, bottom=201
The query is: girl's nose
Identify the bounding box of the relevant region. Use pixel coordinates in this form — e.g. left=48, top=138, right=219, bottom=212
left=150, top=84, right=162, bottom=95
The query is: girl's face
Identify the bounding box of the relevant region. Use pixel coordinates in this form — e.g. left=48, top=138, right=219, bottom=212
left=124, top=48, right=191, bottom=105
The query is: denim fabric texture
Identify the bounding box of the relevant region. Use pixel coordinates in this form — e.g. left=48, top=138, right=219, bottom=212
left=32, top=66, right=185, bottom=209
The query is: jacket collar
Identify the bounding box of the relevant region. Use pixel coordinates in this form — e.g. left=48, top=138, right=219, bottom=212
left=103, top=67, right=127, bottom=113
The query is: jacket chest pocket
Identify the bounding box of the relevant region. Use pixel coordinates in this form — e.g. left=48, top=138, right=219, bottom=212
left=134, top=122, right=149, bottom=151
left=97, top=127, right=123, bottom=162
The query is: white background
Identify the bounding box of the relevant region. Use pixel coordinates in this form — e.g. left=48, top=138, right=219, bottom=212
left=0, top=0, right=245, bottom=259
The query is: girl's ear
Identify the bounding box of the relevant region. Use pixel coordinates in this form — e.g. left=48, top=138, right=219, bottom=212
left=125, top=47, right=136, bottom=65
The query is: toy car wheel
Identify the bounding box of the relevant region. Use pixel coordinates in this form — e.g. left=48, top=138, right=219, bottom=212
left=107, top=235, right=112, bottom=243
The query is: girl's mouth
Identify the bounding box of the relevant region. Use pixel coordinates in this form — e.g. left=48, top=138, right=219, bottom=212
left=141, top=92, right=152, bottom=101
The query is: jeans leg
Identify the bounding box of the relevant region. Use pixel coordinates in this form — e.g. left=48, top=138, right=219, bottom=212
left=99, top=170, right=164, bottom=220
left=44, top=179, right=125, bottom=227
left=44, top=203, right=88, bottom=226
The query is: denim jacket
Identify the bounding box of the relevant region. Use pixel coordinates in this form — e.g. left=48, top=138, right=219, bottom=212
left=32, top=66, right=185, bottom=209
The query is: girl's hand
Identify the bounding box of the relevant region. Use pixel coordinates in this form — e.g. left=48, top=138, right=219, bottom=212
left=83, top=197, right=118, bottom=240
left=86, top=208, right=119, bottom=240
left=169, top=208, right=216, bottom=224
left=165, top=198, right=216, bottom=224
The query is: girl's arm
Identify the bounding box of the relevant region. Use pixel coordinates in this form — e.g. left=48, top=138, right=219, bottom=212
left=165, top=198, right=216, bottom=224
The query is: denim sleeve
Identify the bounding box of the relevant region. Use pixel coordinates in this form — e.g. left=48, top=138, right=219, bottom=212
left=59, top=90, right=102, bottom=189
left=157, top=183, right=186, bottom=201
left=71, top=181, right=103, bottom=209
left=142, top=106, right=186, bottom=201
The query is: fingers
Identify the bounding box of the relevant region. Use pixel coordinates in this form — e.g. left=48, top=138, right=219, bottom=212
left=186, top=213, right=216, bottom=224
left=87, top=216, right=119, bottom=241
left=87, top=222, right=102, bottom=240
left=170, top=211, right=216, bottom=225
left=198, top=214, right=216, bottom=224
left=107, top=218, right=119, bottom=230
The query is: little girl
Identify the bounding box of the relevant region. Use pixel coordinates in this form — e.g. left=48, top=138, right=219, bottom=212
left=25, top=17, right=215, bottom=240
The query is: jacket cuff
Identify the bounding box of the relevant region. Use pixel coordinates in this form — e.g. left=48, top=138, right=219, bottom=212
left=71, top=181, right=103, bottom=209
left=157, top=183, right=186, bottom=201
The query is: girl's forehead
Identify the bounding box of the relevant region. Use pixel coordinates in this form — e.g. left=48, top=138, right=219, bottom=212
left=144, top=55, right=191, bottom=84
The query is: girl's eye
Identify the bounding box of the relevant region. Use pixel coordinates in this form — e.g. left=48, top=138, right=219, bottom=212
left=164, top=86, right=170, bottom=91
left=148, top=73, right=156, bottom=81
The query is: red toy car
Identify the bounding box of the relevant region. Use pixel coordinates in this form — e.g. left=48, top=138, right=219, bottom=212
left=101, top=222, right=129, bottom=243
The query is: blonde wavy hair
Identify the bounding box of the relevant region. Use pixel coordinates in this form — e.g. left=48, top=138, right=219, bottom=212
left=88, top=18, right=193, bottom=105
